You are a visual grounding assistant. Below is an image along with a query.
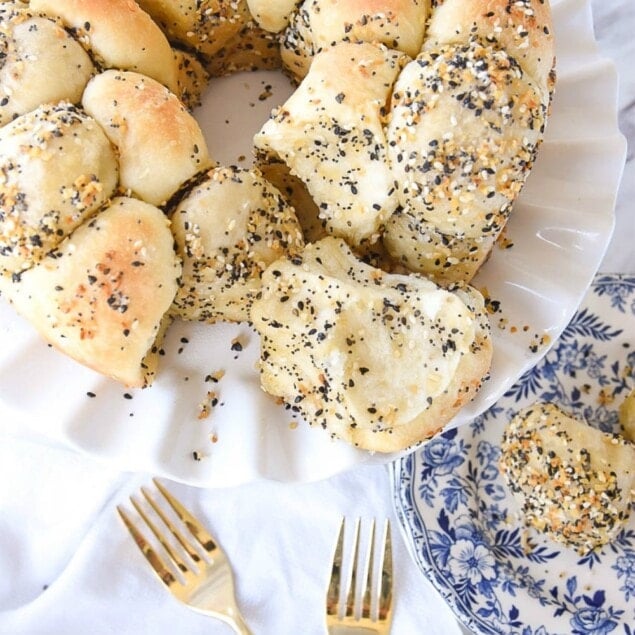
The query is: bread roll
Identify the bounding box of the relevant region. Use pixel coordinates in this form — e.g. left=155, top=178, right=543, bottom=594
left=383, top=0, right=554, bottom=284
left=173, top=49, right=210, bottom=110
left=82, top=70, right=211, bottom=207
left=0, top=196, right=180, bottom=388
left=246, top=0, right=299, bottom=33
left=135, top=0, right=250, bottom=60
left=0, top=5, right=95, bottom=126
left=206, top=18, right=281, bottom=77
left=500, top=403, right=635, bottom=554
left=250, top=236, right=492, bottom=452
left=0, top=102, right=118, bottom=276
left=426, top=0, right=555, bottom=98
left=170, top=165, right=304, bottom=323
left=255, top=42, right=408, bottom=247
left=281, top=0, right=429, bottom=80
left=31, top=0, right=178, bottom=93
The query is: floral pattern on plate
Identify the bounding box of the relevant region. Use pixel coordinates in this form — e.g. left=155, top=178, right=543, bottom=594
left=392, top=274, right=635, bottom=635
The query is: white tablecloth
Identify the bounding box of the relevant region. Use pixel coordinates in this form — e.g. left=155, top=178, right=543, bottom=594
left=1, top=0, right=633, bottom=633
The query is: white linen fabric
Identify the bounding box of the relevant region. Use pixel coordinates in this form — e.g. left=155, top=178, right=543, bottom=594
left=0, top=0, right=632, bottom=633
left=0, top=438, right=461, bottom=634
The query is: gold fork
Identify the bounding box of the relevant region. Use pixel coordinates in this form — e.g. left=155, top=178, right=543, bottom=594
left=326, top=517, right=393, bottom=635
left=117, top=479, right=250, bottom=634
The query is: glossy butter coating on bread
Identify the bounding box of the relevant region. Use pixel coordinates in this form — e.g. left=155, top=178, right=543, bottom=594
left=251, top=236, right=492, bottom=452
left=31, top=0, right=179, bottom=92
left=500, top=403, right=635, bottom=554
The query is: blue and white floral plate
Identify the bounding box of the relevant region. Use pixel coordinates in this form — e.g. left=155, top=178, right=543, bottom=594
left=392, top=274, right=635, bottom=635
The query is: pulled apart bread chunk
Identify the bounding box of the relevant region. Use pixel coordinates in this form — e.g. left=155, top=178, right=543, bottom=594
left=0, top=197, right=181, bottom=388
left=256, top=42, right=408, bottom=247
left=170, top=165, right=304, bottom=324
left=250, top=237, right=492, bottom=452
left=500, top=403, right=635, bottom=554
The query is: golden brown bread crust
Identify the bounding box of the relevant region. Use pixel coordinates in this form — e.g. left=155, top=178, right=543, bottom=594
left=619, top=389, right=635, bottom=442
left=251, top=237, right=492, bottom=452
left=0, top=102, right=118, bottom=276
left=82, top=70, right=211, bottom=207
left=0, top=196, right=181, bottom=388
left=31, top=0, right=179, bottom=93
left=0, top=5, right=95, bottom=126
left=281, top=0, right=430, bottom=80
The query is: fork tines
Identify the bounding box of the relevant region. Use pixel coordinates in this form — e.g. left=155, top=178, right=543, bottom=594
left=116, top=478, right=217, bottom=590
left=326, top=517, right=393, bottom=626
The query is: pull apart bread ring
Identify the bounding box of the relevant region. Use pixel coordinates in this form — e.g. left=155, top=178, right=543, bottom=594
left=0, top=0, right=555, bottom=450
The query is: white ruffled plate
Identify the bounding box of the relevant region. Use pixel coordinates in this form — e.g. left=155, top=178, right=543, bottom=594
left=391, top=273, right=635, bottom=634
left=0, top=0, right=626, bottom=486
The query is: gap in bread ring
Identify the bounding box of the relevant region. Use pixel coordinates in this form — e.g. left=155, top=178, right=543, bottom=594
left=196, top=70, right=295, bottom=167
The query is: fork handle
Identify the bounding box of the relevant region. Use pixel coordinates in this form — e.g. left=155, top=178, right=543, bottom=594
left=219, top=610, right=251, bottom=635
left=328, top=626, right=383, bottom=634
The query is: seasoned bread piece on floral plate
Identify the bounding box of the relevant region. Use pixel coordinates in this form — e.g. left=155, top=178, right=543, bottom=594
left=0, top=197, right=181, bottom=388
left=31, top=0, right=178, bottom=92
left=82, top=70, right=211, bottom=207
left=0, top=102, right=118, bottom=276
left=170, top=165, right=304, bottom=323
left=250, top=236, right=492, bottom=452
left=255, top=42, right=408, bottom=247
left=500, top=403, right=635, bottom=555
left=0, top=4, right=95, bottom=126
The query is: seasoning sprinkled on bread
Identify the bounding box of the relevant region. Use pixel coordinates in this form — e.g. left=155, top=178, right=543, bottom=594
left=500, top=403, right=635, bottom=554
